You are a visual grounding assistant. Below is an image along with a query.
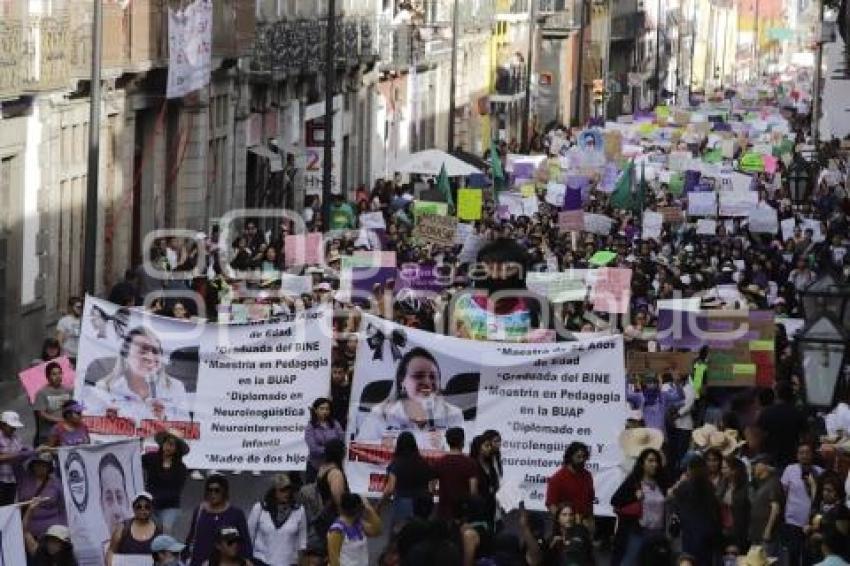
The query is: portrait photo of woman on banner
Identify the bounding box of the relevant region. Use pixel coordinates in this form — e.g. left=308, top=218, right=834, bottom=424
left=354, top=346, right=467, bottom=449
left=77, top=298, right=198, bottom=429
left=84, top=326, right=191, bottom=423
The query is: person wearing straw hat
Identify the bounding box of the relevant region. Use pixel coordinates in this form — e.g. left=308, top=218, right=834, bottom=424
left=143, top=430, right=190, bottom=534
left=0, top=410, right=29, bottom=505
left=736, top=545, right=778, bottom=566
left=18, top=450, right=66, bottom=539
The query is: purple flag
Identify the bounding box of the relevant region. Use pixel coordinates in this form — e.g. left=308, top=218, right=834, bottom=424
left=684, top=170, right=702, bottom=193
left=513, top=163, right=535, bottom=179
left=564, top=187, right=582, bottom=210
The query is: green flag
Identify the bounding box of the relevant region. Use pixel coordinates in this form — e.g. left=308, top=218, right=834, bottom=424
left=490, top=139, right=505, bottom=193
left=610, top=160, right=635, bottom=210
left=635, top=163, right=646, bottom=214
left=437, top=164, right=455, bottom=209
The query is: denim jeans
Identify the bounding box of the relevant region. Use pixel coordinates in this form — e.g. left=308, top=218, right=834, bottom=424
left=156, top=507, right=181, bottom=534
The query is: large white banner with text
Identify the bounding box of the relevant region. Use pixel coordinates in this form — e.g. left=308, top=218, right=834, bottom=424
left=345, top=315, right=627, bottom=515
left=58, top=440, right=145, bottom=566
left=76, top=297, right=332, bottom=471
left=166, top=0, right=212, bottom=98
left=0, top=505, right=27, bottom=566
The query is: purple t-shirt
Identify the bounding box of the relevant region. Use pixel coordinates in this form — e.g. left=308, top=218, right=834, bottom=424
left=48, top=423, right=90, bottom=447
left=780, top=464, right=822, bottom=527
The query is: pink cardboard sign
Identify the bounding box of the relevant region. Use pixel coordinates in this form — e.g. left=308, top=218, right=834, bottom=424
left=18, top=356, right=76, bottom=403
left=762, top=154, right=778, bottom=174
left=590, top=268, right=633, bottom=314
left=284, top=233, right=324, bottom=267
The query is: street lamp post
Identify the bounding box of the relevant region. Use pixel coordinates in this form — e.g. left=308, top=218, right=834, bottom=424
left=801, top=273, right=850, bottom=334
left=797, top=315, right=849, bottom=409
left=323, top=0, right=337, bottom=228
left=787, top=154, right=812, bottom=205
left=84, top=0, right=103, bottom=295
left=522, top=0, right=536, bottom=150
left=448, top=0, right=460, bottom=151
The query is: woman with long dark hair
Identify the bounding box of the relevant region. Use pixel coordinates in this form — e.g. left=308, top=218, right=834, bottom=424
left=611, top=448, right=667, bottom=565
left=248, top=474, right=307, bottom=566
left=470, top=434, right=499, bottom=530
left=545, top=503, right=594, bottom=566
left=185, top=475, right=252, bottom=566
left=718, top=455, right=750, bottom=553
left=378, top=431, right=434, bottom=530
left=669, top=455, right=722, bottom=566
left=142, top=430, right=190, bottom=533
left=304, top=398, right=344, bottom=483
left=805, top=471, right=850, bottom=563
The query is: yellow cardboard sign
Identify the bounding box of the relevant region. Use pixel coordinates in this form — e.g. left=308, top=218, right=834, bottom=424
left=457, top=188, right=483, bottom=221
left=520, top=184, right=536, bottom=198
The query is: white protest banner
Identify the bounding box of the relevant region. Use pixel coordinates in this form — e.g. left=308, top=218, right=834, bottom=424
left=526, top=271, right=591, bottom=303
left=76, top=297, right=332, bottom=471
left=584, top=213, right=614, bottom=235
left=359, top=212, right=386, bottom=230
left=668, top=151, right=692, bottom=172
left=729, top=172, right=754, bottom=193
left=748, top=204, right=779, bottom=234
left=802, top=218, right=825, bottom=242
left=166, top=0, right=213, bottom=99
left=498, top=193, right=524, bottom=218
left=719, top=190, right=758, bottom=217
left=696, top=219, right=718, bottom=235
left=642, top=211, right=663, bottom=240
left=0, top=505, right=27, bottom=566
left=455, top=222, right=474, bottom=245
left=687, top=192, right=717, bottom=217
left=522, top=196, right=540, bottom=216
left=459, top=234, right=486, bottom=264
left=545, top=183, right=567, bottom=207
left=781, top=217, right=797, bottom=242
left=59, top=440, right=144, bottom=566
left=345, top=315, right=626, bottom=515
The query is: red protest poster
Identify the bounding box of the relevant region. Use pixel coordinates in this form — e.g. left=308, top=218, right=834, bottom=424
left=18, top=356, right=76, bottom=403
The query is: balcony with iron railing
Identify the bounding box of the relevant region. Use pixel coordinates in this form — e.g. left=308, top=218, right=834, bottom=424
left=250, top=16, right=378, bottom=78
left=1, top=0, right=255, bottom=96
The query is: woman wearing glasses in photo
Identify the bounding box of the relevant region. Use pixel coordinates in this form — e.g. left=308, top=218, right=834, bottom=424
left=105, top=491, right=162, bottom=565
left=185, top=475, right=252, bottom=566
left=87, top=326, right=189, bottom=423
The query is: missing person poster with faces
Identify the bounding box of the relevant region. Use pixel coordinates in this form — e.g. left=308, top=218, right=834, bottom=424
left=58, top=440, right=144, bottom=566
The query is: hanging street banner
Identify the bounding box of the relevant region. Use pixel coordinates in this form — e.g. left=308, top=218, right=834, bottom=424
left=76, top=297, right=332, bottom=471
left=58, top=440, right=145, bottom=566
left=345, top=315, right=627, bottom=515
left=166, top=0, right=213, bottom=99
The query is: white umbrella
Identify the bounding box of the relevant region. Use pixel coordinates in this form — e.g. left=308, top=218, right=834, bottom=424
left=394, top=149, right=483, bottom=177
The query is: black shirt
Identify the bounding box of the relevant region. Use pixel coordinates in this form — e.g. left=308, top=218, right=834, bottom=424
left=141, top=452, right=188, bottom=509
left=756, top=402, right=808, bottom=468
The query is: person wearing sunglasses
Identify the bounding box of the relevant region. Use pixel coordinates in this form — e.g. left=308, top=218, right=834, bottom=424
left=106, top=492, right=162, bottom=565
left=207, top=527, right=254, bottom=566
left=247, top=474, right=306, bottom=566
left=43, top=400, right=90, bottom=449
left=86, top=326, right=189, bottom=423
left=186, top=476, right=252, bottom=566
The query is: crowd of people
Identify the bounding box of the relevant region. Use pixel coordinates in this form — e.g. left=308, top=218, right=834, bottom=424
left=3, top=79, right=850, bottom=566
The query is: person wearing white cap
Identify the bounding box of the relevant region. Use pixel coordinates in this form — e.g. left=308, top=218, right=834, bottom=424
left=22, top=510, right=76, bottom=566
left=106, top=491, right=162, bottom=565
left=0, top=410, right=29, bottom=505
left=152, top=534, right=186, bottom=565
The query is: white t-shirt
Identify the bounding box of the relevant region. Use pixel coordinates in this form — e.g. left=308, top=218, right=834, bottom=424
left=57, top=315, right=81, bottom=357
left=248, top=503, right=307, bottom=566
